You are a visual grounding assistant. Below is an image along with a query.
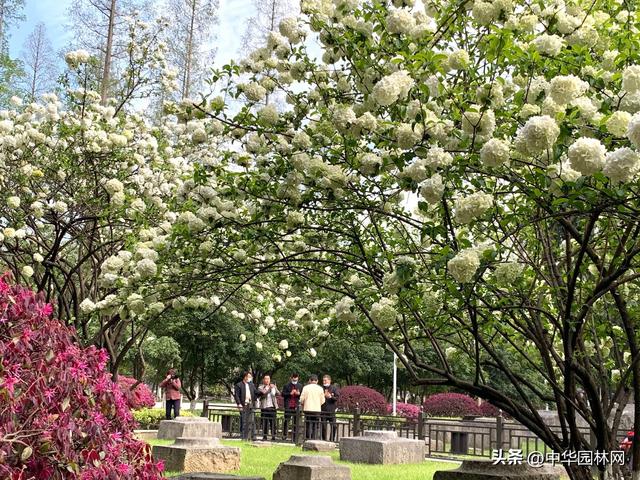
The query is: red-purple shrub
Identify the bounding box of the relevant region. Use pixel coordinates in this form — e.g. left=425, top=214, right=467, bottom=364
left=478, top=401, right=500, bottom=417
left=117, top=376, right=156, bottom=410
left=337, top=385, right=388, bottom=414
left=423, top=392, right=482, bottom=417
left=478, top=401, right=510, bottom=418
left=386, top=402, right=421, bottom=423
left=0, top=277, right=163, bottom=480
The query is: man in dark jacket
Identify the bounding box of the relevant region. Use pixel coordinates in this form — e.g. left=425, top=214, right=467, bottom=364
left=321, top=374, right=340, bottom=442
left=281, top=373, right=301, bottom=440
left=234, top=371, right=258, bottom=441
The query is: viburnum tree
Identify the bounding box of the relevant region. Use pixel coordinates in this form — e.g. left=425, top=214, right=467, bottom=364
left=162, top=0, right=640, bottom=479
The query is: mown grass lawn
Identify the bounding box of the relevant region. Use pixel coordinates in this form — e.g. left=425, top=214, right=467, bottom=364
left=148, top=439, right=460, bottom=479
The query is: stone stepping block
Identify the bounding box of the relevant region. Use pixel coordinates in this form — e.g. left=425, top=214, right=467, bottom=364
left=433, top=459, right=560, bottom=480
left=273, top=455, right=351, bottom=480
left=339, top=430, right=425, bottom=465
left=172, top=474, right=264, bottom=480
left=302, top=440, right=336, bottom=452
left=158, top=417, right=222, bottom=440
left=152, top=437, right=240, bottom=474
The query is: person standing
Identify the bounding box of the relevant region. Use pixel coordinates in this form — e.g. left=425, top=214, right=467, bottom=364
left=234, top=371, right=258, bottom=441
left=159, top=368, right=182, bottom=420
left=300, top=374, right=325, bottom=440
left=281, top=373, right=301, bottom=440
left=321, top=375, right=340, bottom=442
left=257, top=374, right=280, bottom=441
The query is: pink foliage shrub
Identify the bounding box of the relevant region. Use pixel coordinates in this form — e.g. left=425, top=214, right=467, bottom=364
left=386, top=402, right=421, bottom=423
left=423, top=392, right=482, bottom=417
left=0, top=277, right=163, bottom=480
left=117, top=376, right=156, bottom=410
left=337, top=385, right=388, bottom=414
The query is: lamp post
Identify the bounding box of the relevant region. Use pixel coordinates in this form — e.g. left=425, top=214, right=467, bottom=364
left=392, top=352, right=397, bottom=416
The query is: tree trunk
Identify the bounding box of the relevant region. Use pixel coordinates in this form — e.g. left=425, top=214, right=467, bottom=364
left=182, top=0, right=197, bottom=99
left=100, top=0, right=117, bottom=105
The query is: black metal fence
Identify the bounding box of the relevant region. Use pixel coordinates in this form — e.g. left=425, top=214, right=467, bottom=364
left=201, top=401, right=632, bottom=460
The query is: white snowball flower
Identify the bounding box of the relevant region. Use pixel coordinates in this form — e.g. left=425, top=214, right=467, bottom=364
left=135, top=258, right=157, bottom=278
left=494, top=263, right=524, bottom=286
left=279, top=339, right=289, bottom=350
left=448, top=249, right=481, bottom=283
left=461, top=108, right=495, bottom=138
left=4, top=227, right=16, bottom=239
left=514, top=115, right=560, bottom=155
left=279, top=17, right=305, bottom=43
left=424, top=146, right=453, bottom=168
left=255, top=342, right=263, bottom=351
left=532, top=34, right=564, bottom=56
left=64, top=49, right=91, bottom=68
left=626, top=113, right=640, bottom=148
left=480, top=138, right=510, bottom=167
left=53, top=201, right=68, bottom=214
left=622, top=65, right=640, bottom=93
left=243, top=82, right=267, bottom=102
left=567, top=137, right=606, bottom=175
left=309, top=348, right=317, bottom=358
left=370, top=297, right=398, bottom=328
left=21, top=265, right=34, bottom=278
left=358, top=153, right=383, bottom=175
left=386, top=8, right=416, bottom=34
left=419, top=173, right=444, bottom=204
left=105, top=178, right=124, bottom=195
left=239, top=334, right=247, bottom=342
left=396, top=123, right=423, bottom=149
left=79, top=298, right=96, bottom=314
left=372, top=70, right=415, bottom=106
left=606, top=111, right=632, bottom=137
left=447, top=49, right=470, bottom=70
left=549, top=75, right=588, bottom=105
left=258, top=325, right=269, bottom=335
left=454, top=192, right=493, bottom=224
left=7, top=196, right=20, bottom=208
left=603, top=148, right=640, bottom=182
left=33, top=253, right=44, bottom=263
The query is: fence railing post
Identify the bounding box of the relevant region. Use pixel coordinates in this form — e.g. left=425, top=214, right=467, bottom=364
left=417, top=408, right=425, bottom=440
left=496, top=415, right=503, bottom=452
left=353, top=406, right=362, bottom=437
left=201, top=398, right=209, bottom=418
left=295, top=408, right=304, bottom=446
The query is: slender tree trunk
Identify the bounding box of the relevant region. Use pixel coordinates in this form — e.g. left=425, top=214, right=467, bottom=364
left=100, top=0, right=117, bottom=105
left=182, top=0, right=197, bottom=99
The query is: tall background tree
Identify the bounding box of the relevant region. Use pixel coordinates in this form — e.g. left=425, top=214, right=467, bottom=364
left=0, top=0, right=24, bottom=105
left=19, top=22, right=57, bottom=100
left=164, top=0, right=219, bottom=101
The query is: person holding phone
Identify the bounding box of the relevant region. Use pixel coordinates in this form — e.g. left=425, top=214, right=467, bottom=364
left=282, top=373, right=301, bottom=440
left=257, top=374, right=280, bottom=441
left=159, top=368, right=182, bottom=420
left=321, top=375, right=340, bottom=442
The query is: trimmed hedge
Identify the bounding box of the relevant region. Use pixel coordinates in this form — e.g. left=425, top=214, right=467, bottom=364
left=133, top=408, right=195, bottom=429
left=386, top=402, right=421, bottom=423
left=423, top=392, right=481, bottom=417
left=337, top=385, right=388, bottom=414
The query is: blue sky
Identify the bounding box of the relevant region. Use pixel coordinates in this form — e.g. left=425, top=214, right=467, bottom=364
left=8, top=0, right=254, bottom=66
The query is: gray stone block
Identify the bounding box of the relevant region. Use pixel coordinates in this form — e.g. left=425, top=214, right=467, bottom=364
left=152, top=437, right=240, bottom=473
left=272, top=455, right=351, bottom=480
left=173, top=474, right=264, bottom=480
left=339, top=430, right=425, bottom=465
left=157, top=417, right=223, bottom=440
left=134, top=429, right=158, bottom=441
left=433, top=460, right=560, bottom=480
left=302, top=440, right=336, bottom=452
